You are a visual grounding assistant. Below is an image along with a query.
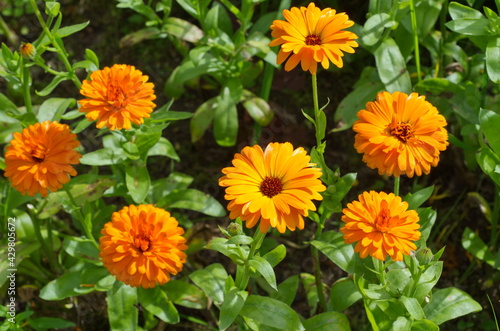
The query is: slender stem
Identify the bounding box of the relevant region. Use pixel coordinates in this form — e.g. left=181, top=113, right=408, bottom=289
left=394, top=176, right=401, bottom=196
left=0, top=14, right=19, bottom=45
left=236, top=229, right=267, bottom=290
left=28, top=208, right=61, bottom=274
left=311, top=74, right=322, bottom=148
left=373, top=258, right=387, bottom=286
left=63, top=186, right=99, bottom=248
left=28, top=0, right=81, bottom=89
left=490, top=185, right=500, bottom=247
left=410, top=0, right=422, bottom=82
left=20, top=57, right=34, bottom=113
left=311, top=244, right=328, bottom=312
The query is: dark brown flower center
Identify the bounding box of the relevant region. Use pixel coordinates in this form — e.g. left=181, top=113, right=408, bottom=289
left=260, top=176, right=283, bottom=198
left=389, top=122, right=414, bottom=143
left=134, top=233, right=152, bottom=252
left=305, top=34, right=322, bottom=46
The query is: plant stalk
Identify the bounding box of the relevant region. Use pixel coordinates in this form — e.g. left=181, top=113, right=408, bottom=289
left=410, top=0, right=422, bottom=82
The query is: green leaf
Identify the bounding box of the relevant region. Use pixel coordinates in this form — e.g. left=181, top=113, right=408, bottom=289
left=85, top=48, right=99, bottom=69
left=62, top=236, right=100, bottom=265
left=29, top=317, right=75, bottom=330
left=411, top=319, right=439, bottom=331
left=302, top=312, right=351, bottom=331
left=0, top=92, right=18, bottom=114
left=479, top=108, right=500, bottom=156
left=409, top=262, right=443, bottom=303
left=445, top=18, right=490, bottom=35
left=56, top=21, right=90, bottom=38
left=107, top=285, right=138, bottom=331
left=242, top=91, right=274, bottom=126
left=311, top=230, right=355, bottom=273
left=120, top=27, right=164, bottom=48
left=162, top=280, right=208, bottom=309
left=249, top=256, right=277, bottom=290
left=149, top=110, right=192, bottom=123
left=190, top=97, right=217, bottom=142
left=189, top=263, right=228, bottom=306
left=262, top=244, right=286, bottom=267
left=362, top=13, right=395, bottom=46
left=207, top=238, right=246, bottom=264
left=157, top=188, right=226, bottom=217
left=135, top=131, right=162, bottom=158
left=165, top=60, right=209, bottom=98
left=329, top=278, right=362, bottom=311
left=462, top=227, right=497, bottom=268
left=448, top=2, right=484, bottom=20
left=270, top=276, right=299, bottom=306
left=36, top=75, right=70, bottom=97
left=400, top=296, right=425, bottom=320
left=423, top=287, right=482, bottom=325
left=37, top=98, right=75, bottom=122
left=476, top=146, right=500, bottom=186
left=486, top=37, right=500, bottom=82
left=334, top=67, right=384, bottom=132
left=219, top=288, right=248, bottom=331
left=404, top=186, right=434, bottom=210
left=138, top=287, right=179, bottom=324
left=79, top=148, right=127, bottom=166
left=45, top=1, right=61, bottom=16
left=151, top=172, right=193, bottom=203
left=214, top=82, right=240, bottom=146
left=125, top=164, right=150, bottom=204
left=147, top=137, right=179, bottom=161
left=40, top=264, right=108, bottom=300
left=163, top=17, right=203, bottom=43
left=374, top=38, right=411, bottom=93
left=239, top=295, right=304, bottom=331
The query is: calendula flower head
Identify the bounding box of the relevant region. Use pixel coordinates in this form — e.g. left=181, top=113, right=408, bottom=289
left=353, top=91, right=449, bottom=178
left=99, top=204, right=188, bottom=288
left=219, top=142, right=326, bottom=233
left=269, top=2, right=358, bottom=75
left=4, top=121, right=81, bottom=197
left=78, top=64, right=156, bottom=130
left=20, top=42, right=36, bottom=59
left=340, top=191, right=421, bottom=261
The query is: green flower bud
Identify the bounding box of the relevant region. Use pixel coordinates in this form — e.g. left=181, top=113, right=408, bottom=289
left=415, top=247, right=434, bottom=265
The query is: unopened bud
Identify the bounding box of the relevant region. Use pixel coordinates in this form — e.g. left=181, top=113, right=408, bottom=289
left=415, top=247, right=434, bottom=265
left=227, top=222, right=243, bottom=237
left=20, top=42, right=36, bottom=59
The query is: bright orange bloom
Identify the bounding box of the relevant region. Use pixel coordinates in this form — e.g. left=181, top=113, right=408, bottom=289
left=20, top=42, right=36, bottom=59
left=4, top=121, right=81, bottom=197
left=340, top=191, right=421, bottom=261
left=78, top=64, right=156, bottom=130
left=269, top=2, right=358, bottom=74
left=353, top=91, right=449, bottom=177
left=219, top=142, right=326, bottom=233
left=99, top=204, right=188, bottom=288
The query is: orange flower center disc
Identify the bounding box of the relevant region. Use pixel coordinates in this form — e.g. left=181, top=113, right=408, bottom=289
left=374, top=207, right=391, bottom=233
left=305, top=34, right=322, bottom=46
left=134, top=233, right=152, bottom=252
left=260, top=176, right=283, bottom=198
left=388, top=122, right=414, bottom=143
left=107, top=83, right=128, bottom=109
left=31, top=145, right=48, bottom=163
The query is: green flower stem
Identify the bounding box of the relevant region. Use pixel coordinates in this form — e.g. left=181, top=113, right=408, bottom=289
left=28, top=207, right=61, bottom=274
left=394, top=176, right=400, bottom=197
left=373, top=258, right=387, bottom=286
left=311, top=74, right=322, bottom=149
left=410, top=0, right=422, bottom=83
left=63, top=186, right=99, bottom=249
left=20, top=57, right=34, bottom=113
left=29, top=0, right=82, bottom=90
left=235, top=229, right=267, bottom=290
left=311, top=244, right=328, bottom=312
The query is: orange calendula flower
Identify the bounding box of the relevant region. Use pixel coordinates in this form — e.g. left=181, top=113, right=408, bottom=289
left=269, top=2, right=358, bottom=74
left=99, top=204, right=188, bottom=288
left=78, top=64, right=156, bottom=130
left=20, top=42, right=36, bottom=59
left=219, top=142, right=326, bottom=233
left=353, top=91, right=449, bottom=178
left=4, top=121, right=81, bottom=197
left=340, top=191, right=421, bottom=261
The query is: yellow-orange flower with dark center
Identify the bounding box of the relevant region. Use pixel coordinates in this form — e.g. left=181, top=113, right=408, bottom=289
left=353, top=91, right=449, bottom=177
left=99, top=204, right=188, bottom=288
left=79, top=64, right=156, bottom=130
left=4, top=121, right=81, bottom=197
left=219, top=142, right=326, bottom=233
left=340, top=191, right=421, bottom=261
left=269, top=2, right=358, bottom=75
